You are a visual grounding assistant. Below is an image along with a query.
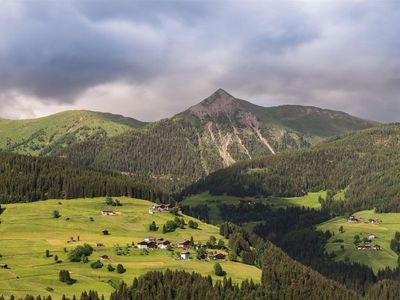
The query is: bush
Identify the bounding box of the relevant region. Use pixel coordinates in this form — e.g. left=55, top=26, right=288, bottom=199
left=107, top=264, right=115, bottom=272
left=149, top=221, right=158, bottom=231
left=214, top=263, right=226, bottom=276
left=68, top=244, right=93, bottom=262
left=106, top=196, right=123, bottom=207
left=188, top=220, right=199, bottom=229
left=90, top=261, right=104, bottom=269
left=53, top=210, right=61, bottom=219
left=116, top=264, right=126, bottom=274
left=59, top=270, right=75, bottom=285
left=228, top=250, right=237, bottom=261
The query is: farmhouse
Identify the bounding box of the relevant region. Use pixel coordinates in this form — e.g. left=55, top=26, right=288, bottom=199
left=148, top=204, right=171, bottom=214
left=99, top=255, right=110, bottom=262
left=101, top=210, right=116, bottom=216
left=180, top=252, right=191, bottom=260
left=348, top=215, right=359, bottom=223
left=373, top=245, right=381, bottom=251
left=356, top=244, right=382, bottom=251
left=96, top=242, right=104, bottom=247
left=144, top=236, right=156, bottom=243
left=137, top=241, right=157, bottom=250
left=158, top=240, right=171, bottom=249
left=209, top=253, right=226, bottom=260
left=137, top=241, right=149, bottom=249
left=102, top=229, right=110, bottom=235
left=177, top=240, right=191, bottom=249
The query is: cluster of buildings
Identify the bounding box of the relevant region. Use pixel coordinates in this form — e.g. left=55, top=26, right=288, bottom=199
left=137, top=237, right=172, bottom=250
left=356, top=234, right=382, bottom=251
left=135, top=237, right=226, bottom=261
left=136, top=237, right=193, bottom=250
left=148, top=204, right=171, bottom=214
left=347, top=216, right=382, bottom=224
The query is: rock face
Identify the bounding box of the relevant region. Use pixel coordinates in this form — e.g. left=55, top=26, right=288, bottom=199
left=185, top=89, right=278, bottom=169
left=188, top=88, right=245, bottom=118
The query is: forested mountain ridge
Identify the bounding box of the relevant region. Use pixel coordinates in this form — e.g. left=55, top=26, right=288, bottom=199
left=0, top=151, right=168, bottom=204
left=51, top=89, right=377, bottom=193
left=0, top=110, right=146, bottom=156
left=183, top=124, right=400, bottom=213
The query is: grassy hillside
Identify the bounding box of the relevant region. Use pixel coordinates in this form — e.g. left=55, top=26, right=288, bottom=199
left=250, top=104, right=378, bottom=137
left=0, top=110, right=146, bottom=155
left=181, top=191, right=326, bottom=224
left=0, top=197, right=261, bottom=298
left=318, top=210, right=400, bottom=272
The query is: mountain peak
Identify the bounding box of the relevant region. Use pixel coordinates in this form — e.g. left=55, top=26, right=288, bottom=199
left=188, top=89, right=243, bottom=118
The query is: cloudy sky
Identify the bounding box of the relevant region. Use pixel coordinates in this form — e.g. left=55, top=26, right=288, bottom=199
left=0, top=0, right=399, bottom=122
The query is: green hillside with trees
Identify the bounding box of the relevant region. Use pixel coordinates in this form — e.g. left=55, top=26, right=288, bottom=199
left=51, top=89, right=377, bottom=193
left=0, top=110, right=146, bottom=156
left=183, top=124, right=400, bottom=214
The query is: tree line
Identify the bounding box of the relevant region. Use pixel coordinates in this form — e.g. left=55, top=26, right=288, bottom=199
left=0, top=152, right=170, bottom=204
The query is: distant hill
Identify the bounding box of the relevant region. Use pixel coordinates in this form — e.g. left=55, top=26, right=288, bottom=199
left=0, top=110, right=146, bottom=155
left=183, top=124, right=400, bottom=213
left=50, top=89, right=377, bottom=193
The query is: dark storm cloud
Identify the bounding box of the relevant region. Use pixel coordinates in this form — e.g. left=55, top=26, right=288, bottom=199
left=0, top=0, right=399, bottom=122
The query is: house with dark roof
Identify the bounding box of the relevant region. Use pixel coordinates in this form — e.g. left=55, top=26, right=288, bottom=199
left=209, top=253, right=226, bottom=260
left=99, top=255, right=110, bottom=262
left=177, top=240, right=191, bottom=248
left=180, top=252, right=191, bottom=260
left=137, top=241, right=149, bottom=249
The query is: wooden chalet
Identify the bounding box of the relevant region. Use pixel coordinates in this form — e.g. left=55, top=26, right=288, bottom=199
left=209, top=253, right=226, bottom=260
left=177, top=240, right=191, bottom=248
left=99, top=255, right=110, bottom=262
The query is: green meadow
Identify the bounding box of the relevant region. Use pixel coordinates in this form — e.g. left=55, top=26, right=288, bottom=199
left=0, top=197, right=261, bottom=298
left=318, top=210, right=400, bottom=272
left=182, top=191, right=326, bottom=224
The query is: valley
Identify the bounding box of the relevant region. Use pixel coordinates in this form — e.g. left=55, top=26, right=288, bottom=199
left=0, top=197, right=261, bottom=298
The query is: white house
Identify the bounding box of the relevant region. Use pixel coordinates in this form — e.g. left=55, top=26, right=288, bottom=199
left=137, top=241, right=149, bottom=249
left=180, top=252, right=191, bottom=260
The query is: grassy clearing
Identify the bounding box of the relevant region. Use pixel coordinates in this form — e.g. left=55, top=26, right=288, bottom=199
left=182, top=191, right=326, bottom=224
left=0, top=197, right=261, bottom=298
left=267, top=191, right=326, bottom=209
left=318, top=210, right=400, bottom=272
